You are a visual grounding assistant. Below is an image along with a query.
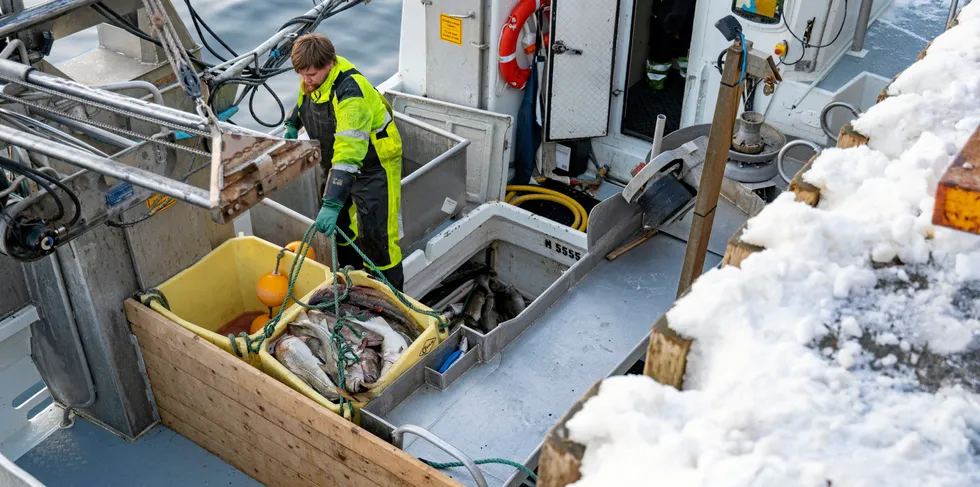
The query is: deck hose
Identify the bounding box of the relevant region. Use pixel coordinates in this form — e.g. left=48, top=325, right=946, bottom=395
left=505, top=184, right=589, bottom=231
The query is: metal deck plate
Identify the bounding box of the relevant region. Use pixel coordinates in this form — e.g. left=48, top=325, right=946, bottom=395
left=383, top=233, right=722, bottom=486
left=817, top=2, right=947, bottom=93
left=16, top=419, right=260, bottom=487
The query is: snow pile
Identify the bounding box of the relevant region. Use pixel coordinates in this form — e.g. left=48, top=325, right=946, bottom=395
left=565, top=5, right=980, bottom=486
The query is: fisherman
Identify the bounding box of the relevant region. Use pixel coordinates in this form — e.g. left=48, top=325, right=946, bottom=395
left=283, top=33, right=405, bottom=291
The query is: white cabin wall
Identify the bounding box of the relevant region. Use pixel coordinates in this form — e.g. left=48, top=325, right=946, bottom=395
left=397, top=0, right=427, bottom=95
left=682, top=0, right=894, bottom=139
left=485, top=0, right=527, bottom=154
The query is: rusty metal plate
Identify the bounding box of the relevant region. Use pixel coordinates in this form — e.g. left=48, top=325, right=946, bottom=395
left=210, top=133, right=320, bottom=224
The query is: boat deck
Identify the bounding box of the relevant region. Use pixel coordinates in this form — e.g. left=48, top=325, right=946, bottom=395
left=384, top=231, right=722, bottom=486
left=16, top=418, right=259, bottom=486
left=818, top=0, right=950, bottom=93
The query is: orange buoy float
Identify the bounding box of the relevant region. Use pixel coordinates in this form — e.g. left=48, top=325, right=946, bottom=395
left=498, top=0, right=546, bottom=90
left=284, top=240, right=315, bottom=262
left=256, top=271, right=288, bottom=309
left=249, top=313, right=270, bottom=335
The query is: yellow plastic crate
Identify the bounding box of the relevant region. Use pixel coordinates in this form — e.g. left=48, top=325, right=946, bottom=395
left=259, top=269, right=448, bottom=420
left=145, top=235, right=331, bottom=367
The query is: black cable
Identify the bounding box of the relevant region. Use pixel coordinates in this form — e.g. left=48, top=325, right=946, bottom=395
left=782, top=0, right=848, bottom=50
left=0, top=156, right=71, bottom=226
left=183, top=0, right=238, bottom=59
left=183, top=2, right=229, bottom=62
left=4, top=158, right=80, bottom=227
left=247, top=81, right=287, bottom=127
left=105, top=195, right=171, bottom=228
left=778, top=38, right=807, bottom=66
left=200, top=0, right=365, bottom=126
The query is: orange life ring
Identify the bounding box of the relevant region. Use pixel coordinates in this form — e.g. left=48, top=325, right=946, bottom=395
left=499, top=0, right=544, bottom=90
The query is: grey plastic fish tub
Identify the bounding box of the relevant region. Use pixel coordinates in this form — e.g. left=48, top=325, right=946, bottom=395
left=397, top=112, right=469, bottom=248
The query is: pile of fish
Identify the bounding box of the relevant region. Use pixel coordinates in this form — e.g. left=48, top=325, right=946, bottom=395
left=271, top=283, right=421, bottom=403
left=421, top=262, right=527, bottom=334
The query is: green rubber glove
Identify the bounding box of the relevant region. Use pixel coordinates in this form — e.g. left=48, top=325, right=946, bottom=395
left=315, top=198, right=344, bottom=235
left=284, top=121, right=298, bottom=140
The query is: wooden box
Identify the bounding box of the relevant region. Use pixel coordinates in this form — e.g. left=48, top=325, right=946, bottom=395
left=125, top=299, right=459, bottom=487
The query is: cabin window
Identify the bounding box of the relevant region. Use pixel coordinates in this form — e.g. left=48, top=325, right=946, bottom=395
left=731, top=0, right=783, bottom=24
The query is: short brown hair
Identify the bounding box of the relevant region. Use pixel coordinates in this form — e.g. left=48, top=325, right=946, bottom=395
left=291, top=34, right=336, bottom=71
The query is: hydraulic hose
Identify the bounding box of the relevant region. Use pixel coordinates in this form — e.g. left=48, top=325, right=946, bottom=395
left=505, top=184, right=589, bottom=231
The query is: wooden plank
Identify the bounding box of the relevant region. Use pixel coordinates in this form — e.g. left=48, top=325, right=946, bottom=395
left=137, top=331, right=406, bottom=487
left=677, top=42, right=745, bottom=296
left=721, top=222, right=764, bottom=269
left=133, top=319, right=426, bottom=487
left=158, top=402, right=313, bottom=487
left=837, top=123, right=870, bottom=149
left=125, top=299, right=458, bottom=487
left=788, top=154, right=821, bottom=207
left=605, top=229, right=657, bottom=261
left=538, top=382, right=601, bottom=487
left=141, top=348, right=369, bottom=487
left=933, top=127, right=980, bottom=234
left=642, top=315, right=691, bottom=389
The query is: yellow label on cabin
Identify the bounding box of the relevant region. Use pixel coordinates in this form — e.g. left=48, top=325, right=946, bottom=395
left=146, top=194, right=176, bottom=213
left=439, top=14, right=463, bottom=45
left=754, top=0, right=777, bottom=18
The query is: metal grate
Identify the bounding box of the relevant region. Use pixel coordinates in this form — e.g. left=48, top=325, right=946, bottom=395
left=546, top=0, right=619, bottom=140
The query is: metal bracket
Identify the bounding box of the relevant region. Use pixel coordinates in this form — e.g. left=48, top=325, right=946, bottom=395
left=209, top=132, right=321, bottom=224
left=776, top=139, right=821, bottom=184
left=820, top=101, right=860, bottom=142
left=622, top=136, right=707, bottom=204
left=0, top=141, right=177, bottom=261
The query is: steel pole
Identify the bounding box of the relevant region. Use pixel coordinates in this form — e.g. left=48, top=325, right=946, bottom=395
left=0, top=58, right=207, bottom=130
left=947, top=0, right=960, bottom=26
left=0, top=124, right=212, bottom=208
left=0, top=0, right=101, bottom=39
left=210, top=0, right=333, bottom=83
left=851, top=0, right=874, bottom=53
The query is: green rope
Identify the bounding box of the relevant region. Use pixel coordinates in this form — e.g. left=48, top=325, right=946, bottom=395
left=420, top=458, right=537, bottom=481
left=222, top=223, right=448, bottom=418
left=334, top=228, right=449, bottom=332
left=141, top=288, right=170, bottom=310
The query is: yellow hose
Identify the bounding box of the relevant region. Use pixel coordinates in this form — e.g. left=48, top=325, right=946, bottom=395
left=505, top=191, right=517, bottom=202
left=505, top=184, right=589, bottom=231
left=509, top=194, right=582, bottom=230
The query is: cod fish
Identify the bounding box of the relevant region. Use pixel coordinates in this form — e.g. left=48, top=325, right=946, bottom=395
left=343, top=344, right=381, bottom=393
left=289, top=311, right=340, bottom=379
left=479, top=290, right=498, bottom=334
left=491, top=278, right=526, bottom=321
left=275, top=335, right=340, bottom=402
left=350, top=315, right=408, bottom=378
left=311, top=284, right=420, bottom=341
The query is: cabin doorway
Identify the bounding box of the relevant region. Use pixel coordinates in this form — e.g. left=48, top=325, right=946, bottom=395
left=621, top=0, right=697, bottom=141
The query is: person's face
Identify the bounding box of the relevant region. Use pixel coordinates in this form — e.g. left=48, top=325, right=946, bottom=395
left=299, top=62, right=333, bottom=92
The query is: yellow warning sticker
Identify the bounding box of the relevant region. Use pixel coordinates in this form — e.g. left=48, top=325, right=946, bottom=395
left=439, top=14, right=463, bottom=45
left=146, top=193, right=176, bottom=213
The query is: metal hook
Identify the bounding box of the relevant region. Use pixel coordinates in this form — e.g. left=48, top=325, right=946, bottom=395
left=820, top=101, right=860, bottom=143
left=391, top=424, right=489, bottom=487
left=776, top=139, right=821, bottom=184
